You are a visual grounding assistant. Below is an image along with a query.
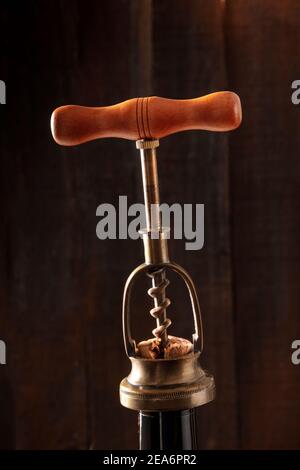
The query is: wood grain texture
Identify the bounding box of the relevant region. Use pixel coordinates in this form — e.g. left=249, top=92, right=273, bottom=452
left=152, top=0, right=239, bottom=449
left=68, top=0, right=139, bottom=450
left=226, top=0, right=300, bottom=449
left=51, top=92, right=242, bottom=145
left=0, top=0, right=88, bottom=449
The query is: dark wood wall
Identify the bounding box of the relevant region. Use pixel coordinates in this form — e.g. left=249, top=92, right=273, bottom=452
left=0, top=0, right=299, bottom=450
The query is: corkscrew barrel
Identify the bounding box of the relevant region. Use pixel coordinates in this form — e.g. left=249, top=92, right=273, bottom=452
left=120, top=260, right=214, bottom=411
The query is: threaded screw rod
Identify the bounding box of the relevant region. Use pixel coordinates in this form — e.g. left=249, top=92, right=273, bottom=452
left=147, top=267, right=171, bottom=345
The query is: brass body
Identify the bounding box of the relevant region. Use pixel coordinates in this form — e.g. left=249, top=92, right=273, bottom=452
left=120, top=352, right=215, bottom=411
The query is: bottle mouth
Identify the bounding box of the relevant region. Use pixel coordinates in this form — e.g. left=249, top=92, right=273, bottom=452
left=127, top=351, right=203, bottom=387
left=133, top=351, right=195, bottom=363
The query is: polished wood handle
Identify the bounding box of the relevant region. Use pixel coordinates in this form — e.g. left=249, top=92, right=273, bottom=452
left=51, top=91, right=242, bottom=146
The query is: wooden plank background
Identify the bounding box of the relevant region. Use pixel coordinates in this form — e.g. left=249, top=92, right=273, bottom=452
left=0, top=0, right=299, bottom=449
left=226, top=0, right=300, bottom=450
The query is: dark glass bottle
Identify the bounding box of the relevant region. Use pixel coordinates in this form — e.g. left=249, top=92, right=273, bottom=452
left=139, top=408, right=198, bottom=450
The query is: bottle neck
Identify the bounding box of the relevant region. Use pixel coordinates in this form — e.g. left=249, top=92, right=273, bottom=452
left=139, top=409, right=198, bottom=450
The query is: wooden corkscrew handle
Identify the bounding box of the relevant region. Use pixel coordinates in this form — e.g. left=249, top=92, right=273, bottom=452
left=51, top=91, right=242, bottom=146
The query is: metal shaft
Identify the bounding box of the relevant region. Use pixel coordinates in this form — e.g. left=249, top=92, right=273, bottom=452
left=137, top=139, right=170, bottom=348
left=139, top=143, right=161, bottom=231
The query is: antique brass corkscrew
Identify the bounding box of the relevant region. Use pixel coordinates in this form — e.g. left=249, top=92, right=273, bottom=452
left=51, top=92, right=242, bottom=447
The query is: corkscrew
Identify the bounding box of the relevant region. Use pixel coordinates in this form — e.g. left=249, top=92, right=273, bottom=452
left=51, top=91, right=242, bottom=445
left=120, top=136, right=210, bottom=411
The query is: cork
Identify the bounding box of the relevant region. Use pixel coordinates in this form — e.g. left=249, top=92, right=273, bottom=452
left=137, top=335, right=193, bottom=359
